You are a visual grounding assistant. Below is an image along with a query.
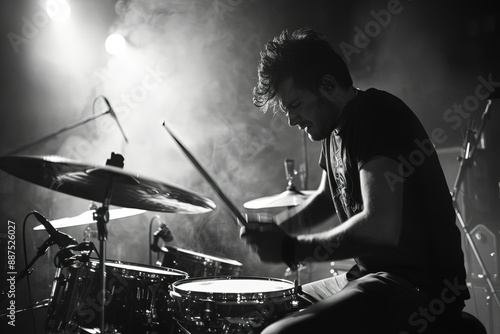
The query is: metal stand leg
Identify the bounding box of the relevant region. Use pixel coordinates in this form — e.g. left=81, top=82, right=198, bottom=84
left=451, top=99, right=500, bottom=310
left=92, top=152, right=124, bottom=333
left=454, top=204, right=500, bottom=309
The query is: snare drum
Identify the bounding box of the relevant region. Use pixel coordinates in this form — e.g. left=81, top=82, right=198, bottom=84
left=158, top=245, right=243, bottom=277
left=44, top=258, right=188, bottom=334
left=169, top=276, right=312, bottom=334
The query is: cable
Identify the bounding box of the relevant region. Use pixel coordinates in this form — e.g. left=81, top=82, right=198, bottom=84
left=22, top=212, right=37, bottom=334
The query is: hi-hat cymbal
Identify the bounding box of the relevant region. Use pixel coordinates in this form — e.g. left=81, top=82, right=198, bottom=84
left=243, top=188, right=315, bottom=209
left=33, top=208, right=146, bottom=230
left=0, top=155, right=216, bottom=214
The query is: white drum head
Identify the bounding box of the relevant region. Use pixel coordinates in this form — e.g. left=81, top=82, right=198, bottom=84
left=175, top=277, right=294, bottom=293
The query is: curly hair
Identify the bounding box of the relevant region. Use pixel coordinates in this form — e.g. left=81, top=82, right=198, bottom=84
left=253, top=27, right=353, bottom=114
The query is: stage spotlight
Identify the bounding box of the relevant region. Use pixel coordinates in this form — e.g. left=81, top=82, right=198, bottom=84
left=105, top=33, right=127, bottom=55
left=46, top=0, right=71, bottom=22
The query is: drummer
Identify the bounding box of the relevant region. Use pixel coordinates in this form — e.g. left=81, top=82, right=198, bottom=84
left=240, top=27, right=470, bottom=333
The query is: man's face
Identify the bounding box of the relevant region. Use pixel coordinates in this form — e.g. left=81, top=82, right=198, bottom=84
left=277, top=77, right=340, bottom=141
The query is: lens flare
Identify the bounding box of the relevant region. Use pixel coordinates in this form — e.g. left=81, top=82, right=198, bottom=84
left=105, top=33, right=127, bottom=55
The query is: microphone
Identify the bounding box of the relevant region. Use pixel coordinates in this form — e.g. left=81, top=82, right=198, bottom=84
left=103, top=96, right=129, bottom=143
left=33, top=211, right=79, bottom=249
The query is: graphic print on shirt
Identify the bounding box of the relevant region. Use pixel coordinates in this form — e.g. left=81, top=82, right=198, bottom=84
left=331, top=134, right=363, bottom=217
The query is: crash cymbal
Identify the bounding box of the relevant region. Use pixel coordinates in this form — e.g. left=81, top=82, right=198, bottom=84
left=0, top=155, right=216, bottom=214
left=243, top=188, right=315, bottom=209
left=33, top=208, right=146, bottom=230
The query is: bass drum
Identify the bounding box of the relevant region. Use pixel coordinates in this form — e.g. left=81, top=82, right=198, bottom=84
left=169, top=276, right=314, bottom=334
left=158, top=245, right=243, bottom=277
left=44, top=258, right=188, bottom=334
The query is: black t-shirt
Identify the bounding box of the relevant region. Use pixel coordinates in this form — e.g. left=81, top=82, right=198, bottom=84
left=320, top=88, right=469, bottom=300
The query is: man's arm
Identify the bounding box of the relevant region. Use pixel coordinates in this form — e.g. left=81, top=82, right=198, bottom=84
left=275, top=170, right=337, bottom=235
left=294, top=156, right=404, bottom=262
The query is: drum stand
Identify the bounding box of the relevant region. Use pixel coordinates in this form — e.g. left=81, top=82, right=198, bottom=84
left=451, top=99, right=500, bottom=310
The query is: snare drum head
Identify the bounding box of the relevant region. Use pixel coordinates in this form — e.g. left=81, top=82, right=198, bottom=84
left=171, top=276, right=297, bottom=302
left=174, top=276, right=293, bottom=294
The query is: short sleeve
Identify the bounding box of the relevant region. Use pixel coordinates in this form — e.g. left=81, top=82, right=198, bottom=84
left=348, top=92, right=417, bottom=170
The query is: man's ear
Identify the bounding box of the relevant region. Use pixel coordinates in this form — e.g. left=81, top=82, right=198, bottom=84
left=319, top=75, right=337, bottom=100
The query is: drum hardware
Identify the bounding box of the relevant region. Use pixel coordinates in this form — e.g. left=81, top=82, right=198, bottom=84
left=54, top=241, right=98, bottom=269
left=451, top=97, right=500, bottom=310
left=83, top=226, right=98, bottom=242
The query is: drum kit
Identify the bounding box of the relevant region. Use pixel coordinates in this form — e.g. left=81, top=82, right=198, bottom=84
left=0, top=130, right=319, bottom=333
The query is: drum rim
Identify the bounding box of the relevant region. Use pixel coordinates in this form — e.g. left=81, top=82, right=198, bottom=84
left=87, top=257, right=188, bottom=278
left=170, top=276, right=297, bottom=300
left=160, top=245, right=243, bottom=267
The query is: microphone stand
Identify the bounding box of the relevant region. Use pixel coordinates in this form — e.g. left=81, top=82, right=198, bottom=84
left=450, top=99, right=500, bottom=309
left=2, top=110, right=111, bottom=156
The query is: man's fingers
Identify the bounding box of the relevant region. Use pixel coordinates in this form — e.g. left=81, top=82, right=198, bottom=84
left=239, top=226, right=246, bottom=238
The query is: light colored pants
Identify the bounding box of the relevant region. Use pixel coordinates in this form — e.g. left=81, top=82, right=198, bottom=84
left=301, top=272, right=349, bottom=301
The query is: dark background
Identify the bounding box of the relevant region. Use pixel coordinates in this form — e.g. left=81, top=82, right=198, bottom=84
left=0, top=0, right=499, bottom=333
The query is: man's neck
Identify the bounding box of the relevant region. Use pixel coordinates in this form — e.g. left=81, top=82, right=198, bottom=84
left=333, top=86, right=359, bottom=132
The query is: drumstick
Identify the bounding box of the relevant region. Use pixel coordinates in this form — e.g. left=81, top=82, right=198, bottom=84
left=162, top=121, right=248, bottom=227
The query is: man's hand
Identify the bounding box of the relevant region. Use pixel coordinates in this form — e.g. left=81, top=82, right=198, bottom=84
left=239, top=213, right=291, bottom=264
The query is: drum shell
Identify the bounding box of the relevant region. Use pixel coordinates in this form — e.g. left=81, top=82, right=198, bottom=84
left=169, top=276, right=311, bottom=334
left=158, top=245, right=243, bottom=277
left=44, top=258, right=188, bottom=334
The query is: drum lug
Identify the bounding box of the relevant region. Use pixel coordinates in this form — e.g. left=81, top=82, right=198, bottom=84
left=201, top=299, right=216, bottom=323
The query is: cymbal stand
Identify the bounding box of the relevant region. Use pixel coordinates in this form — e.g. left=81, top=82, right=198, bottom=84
left=451, top=99, right=500, bottom=309
left=92, top=153, right=123, bottom=334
